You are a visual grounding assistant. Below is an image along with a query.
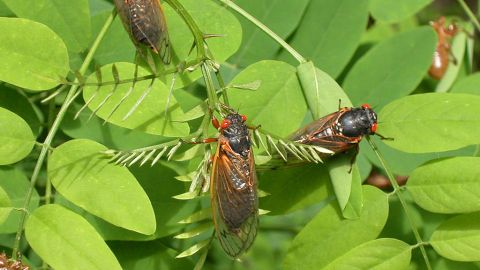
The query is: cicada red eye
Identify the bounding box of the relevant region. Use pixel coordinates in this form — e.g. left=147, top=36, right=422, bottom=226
left=371, top=122, right=378, bottom=133
left=241, top=115, right=247, bottom=122
left=361, top=103, right=371, bottom=109
left=221, top=119, right=231, bottom=129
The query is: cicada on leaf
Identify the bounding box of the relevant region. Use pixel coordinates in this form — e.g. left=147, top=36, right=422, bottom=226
left=208, top=112, right=259, bottom=258
left=114, top=0, right=172, bottom=65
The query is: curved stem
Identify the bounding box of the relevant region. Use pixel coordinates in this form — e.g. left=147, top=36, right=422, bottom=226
left=164, top=0, right=206, bottom=58
left=218, top=0, right=307, bottom=63
left=11, top=10, right=116, bottom=259
left=457, top=0, right=480, bottom=32
left=367, top=137, right=432, bottom=270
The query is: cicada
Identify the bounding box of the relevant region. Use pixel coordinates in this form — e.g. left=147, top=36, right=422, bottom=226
left=290, top=104, right=384, bottom=154
left=209, top=112, right=258, bottom=258
left=429, top=16, right=458, bottom=80
left=114, top=0, right=171, bottom=64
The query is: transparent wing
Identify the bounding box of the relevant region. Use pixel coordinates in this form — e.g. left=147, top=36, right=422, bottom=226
left=210, top=140, right=258, bottom=258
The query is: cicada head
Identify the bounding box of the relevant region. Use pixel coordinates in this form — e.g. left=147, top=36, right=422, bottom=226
left=336, top=104, right=378, bottom=137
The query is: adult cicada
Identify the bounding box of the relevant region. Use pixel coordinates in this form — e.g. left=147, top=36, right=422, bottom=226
left=114, top=0, right=171, bottom=64
left=207, top=112, right=258, bottom=258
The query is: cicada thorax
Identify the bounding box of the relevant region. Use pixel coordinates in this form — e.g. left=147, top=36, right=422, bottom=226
left=211, top=113, right=258, bottom=258
left=290, top=104, right=378, bottom=154
left=114, top=0, right=171, bottom=64
left=428, top=16, right=458, bottom=80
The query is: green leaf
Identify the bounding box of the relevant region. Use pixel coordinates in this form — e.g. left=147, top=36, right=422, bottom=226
left=259, top=164, right=331, bottom=215
left=323, top=238, right=411, bottom=270
left=342, top=165, right=363, bottom=219
left=343, top=27, right=436, bottom=108
left=281, top=0, right=369, bottom=78
left=229, top=0, right=309, bottom=67
left=110, top=240, right=194, bottom=270
left=82, top=62, right=189, bottom=137
left=431, top=212, right=480, bottom=262
left=451, top=72, right=480, bottom=95
left=3, top=0, right=91, bottom=52
left=0, top=167, right=40, bottom=233
left=228, top=60, right=307, bottom=137
left=48, top=139, right=156, bottom=235
left=56, top=161, right=197, bottom=241
left=297, top=61, right=352, bottom=119
left=435, top=24, right=470, bottom=93
left=283, top=186, right=389, bottom=269
left=0, top=107, right=35, bottom=165
left=407, top=157, right=480, bottom=213
left=379, top=93, right=480, bottom=153
left=0, top=17, right=69, bottom=90
left=25, top=204, right=122, bottom=270
left=327, top=156, right=356, bottom=212
left=61, top=102, right=168, bottom=149
left=0, top=87, right=43, bottom=137
left=0, top=185, right=12, bottom=225
left=370, top=0, right=432, bottom=23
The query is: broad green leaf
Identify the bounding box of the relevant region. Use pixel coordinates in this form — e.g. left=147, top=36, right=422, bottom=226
left=435, top=24, right=470, bottom=93
left=0, top=107, right=35, bottom=165
left=0, top=1, right=13, bottom=16
left=281, top=0, right=369, bottom=78
left=431, top=212, right=480, bottom=262
left=360, top=137, right=476, bottom=176
left=3, top=0, right=91, bottom=52
left=55, top=161, right=197, bottom=241
left=0, top=87, right=43, bottom=137
left=0, top=167, right=40, bottom=233
left=228, top=60, right=307, bottom=137
left=297, top=61, right=352, bottom=119
left=342, top=165, right=363, bottom=219
left=323, top=238, right=411, bottom=270
left=0, top=186, right=12, bottom=225
left=284, top=186, right=389, bottom=269
left=434, top=258, right=480, bottom=270
left=48, top=139, right=156, bottom=235
left=361, top=18, right=418, bottom=44
left=451, top=72, right=480, bottom=95
left=379, top=93, right=480, bottom=153
left=407, top=157, right=480, bottom=213
left=370, top=0, right=432, bottom=23
left=259, top=164, right=332, bottom=215
left=110, top=240, right=194, bottom=270
left=229, top=0, right=310, bottom=67
left=25, top=204, right=122, bottom=270
left=83, top=62, right=189, bottom=137
left=343, top=27, right=436, bottom=108
left=327, top=155, right=363, bottom=219
left=0, top=17, right=69, bottom=90
left=61, top=103, right=168, bottom=149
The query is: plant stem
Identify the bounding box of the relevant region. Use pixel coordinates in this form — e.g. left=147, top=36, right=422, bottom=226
left=11, top=10, right=116, bottom=260
left=457, top=0, right=480, bottom=32
left=366, top=137, right=432, bottom=270
left=201, top=63, right=219, bottom=112
left=218, top=0, right=307, bottom=63
left=165, top=0, right=206, bottom=58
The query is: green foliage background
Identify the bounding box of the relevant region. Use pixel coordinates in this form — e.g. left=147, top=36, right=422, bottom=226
left=0, top=0, right=480, bottom=269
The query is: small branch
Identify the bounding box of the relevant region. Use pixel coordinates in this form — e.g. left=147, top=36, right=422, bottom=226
left=217, top=0, right=307, bottom=63
left=367, top=137, right=432, bottom=270
left=12, top=9, right=117, bottom=260
left=457, top=0, right=480, bottom=32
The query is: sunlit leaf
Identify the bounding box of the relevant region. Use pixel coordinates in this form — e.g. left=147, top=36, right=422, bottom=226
left=0, top=107, right=35, bottom=165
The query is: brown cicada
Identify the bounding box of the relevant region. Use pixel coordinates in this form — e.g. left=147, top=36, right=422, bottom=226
left=114, top=0, right=171, bottom=64
left=290, top=104, right=387, bottom=154
left=205, top=112, right=258, bottom=258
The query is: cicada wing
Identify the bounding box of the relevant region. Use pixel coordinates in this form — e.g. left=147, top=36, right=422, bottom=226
left=289, top=110, right=341, bottom=142
left=210, top=141, right=258, bottom=258
left=113, top=0, right=171, bottom=64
